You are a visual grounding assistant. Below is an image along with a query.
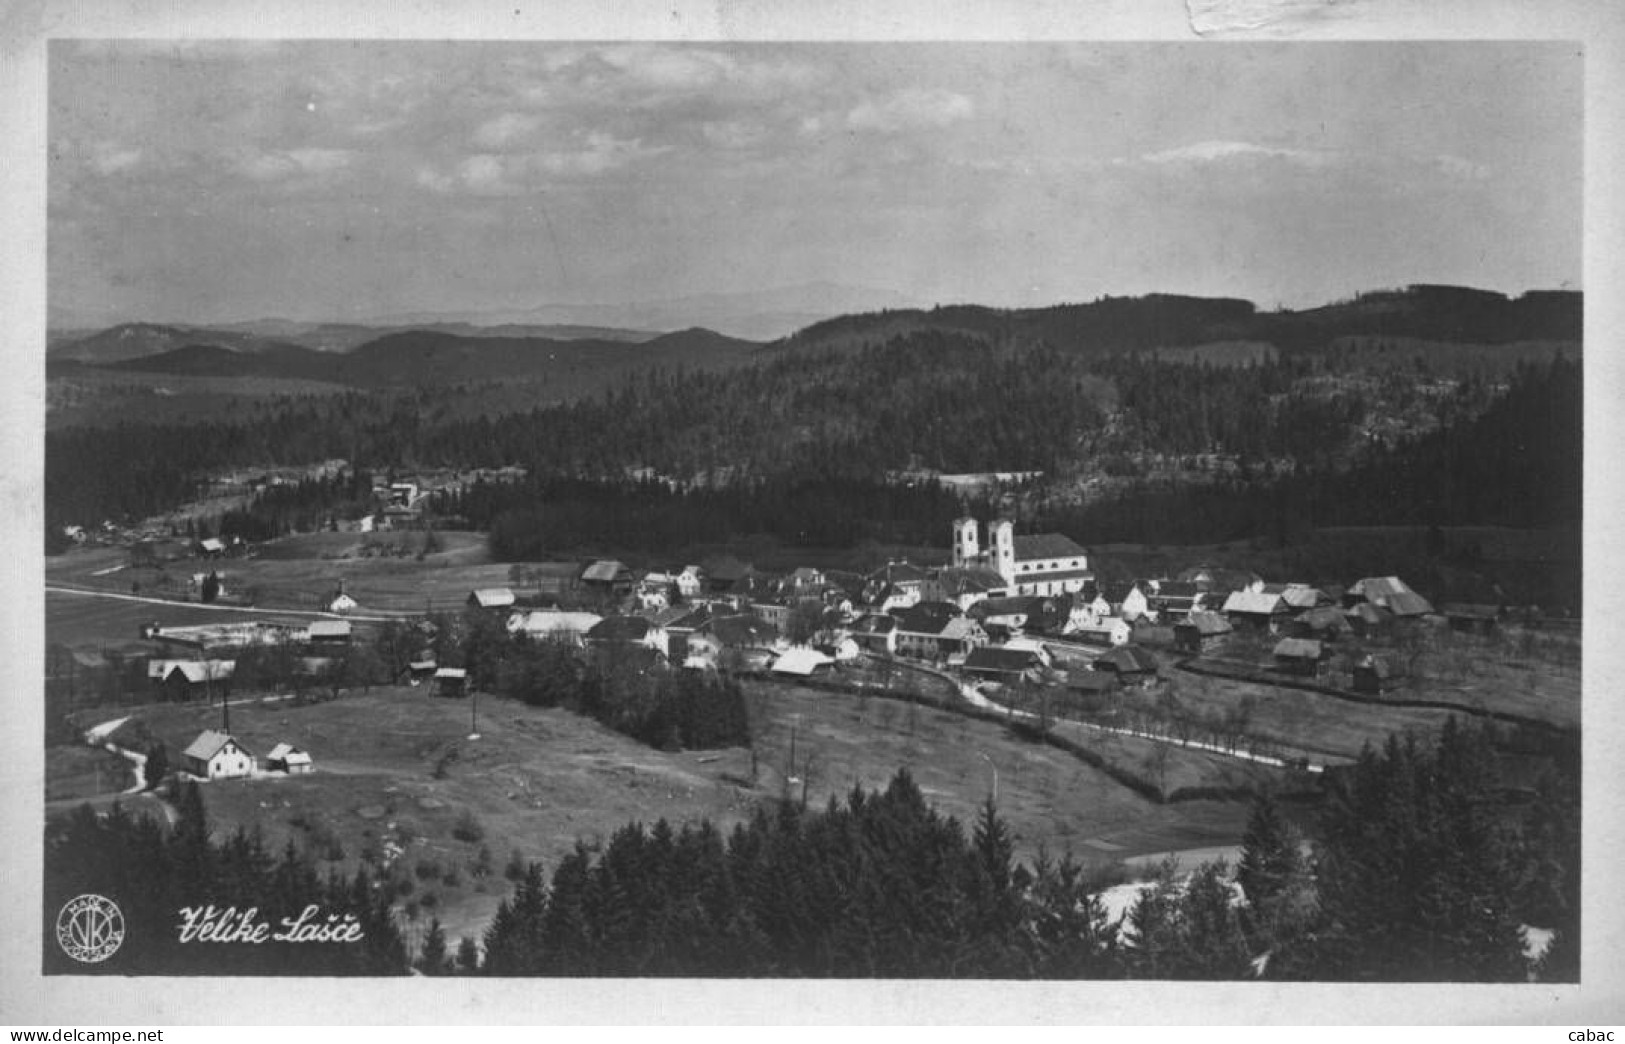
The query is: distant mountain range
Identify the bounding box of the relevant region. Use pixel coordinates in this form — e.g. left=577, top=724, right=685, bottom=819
left=48, top=281, right=923, bottom=346
left=47, top=285, right=1581, bottom=395
left=50, top=326, right=762, bottom=389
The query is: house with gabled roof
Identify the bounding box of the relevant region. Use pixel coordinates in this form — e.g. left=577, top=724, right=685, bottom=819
left=926, top=565, right=1008, bottom=612
left=467, top=588, right=516, bottom=610
left=1222, top=589, right=1291, bottom=632
left=183, top=729, right=253, bottom=780
left=961, top=645, right=1048, bottom=685
left=770, top=646, right=836, bottom=678
left=894, top=603, right=988, bottom=663
left=1093, top=644, right=1159, bottom=681
left=1071, top=614, right=1131, bottom=646
left=148, top=659, right=236, bottom=701
left=1272, top=637, right=1327, bottom=676
left=1346, top=576, right=1433, bottom=617
left=1174, top=610, right=1233, bottom=653
left=848, top=613, right=899, bottom=656
left=581, top=560, right=635, bottom=595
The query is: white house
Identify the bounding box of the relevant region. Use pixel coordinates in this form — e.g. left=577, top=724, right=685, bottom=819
left=1070, top=616, right=1132, bottom=646
left=506, top=609, right=603, bottom=646
left=183, top=730, right=254, bottom=780
left=770, top=646, right=836, bottom=677
left=950, top=518, right=1092, bottom=597
left=676, top=565, right=706, bottom=599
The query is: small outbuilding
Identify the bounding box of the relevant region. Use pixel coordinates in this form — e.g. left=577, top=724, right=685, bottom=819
left=1351, top=655, right=1399, bottom=695
left=266, top=742, right=313, bottom=775
left=433, top=667, right=468, bottom=698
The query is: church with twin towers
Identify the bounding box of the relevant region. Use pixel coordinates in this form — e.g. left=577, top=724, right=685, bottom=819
left=950, top=517, right=1093, bottom=598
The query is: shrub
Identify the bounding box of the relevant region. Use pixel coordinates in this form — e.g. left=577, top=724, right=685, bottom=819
left=452, top=810, right=485, bottom=843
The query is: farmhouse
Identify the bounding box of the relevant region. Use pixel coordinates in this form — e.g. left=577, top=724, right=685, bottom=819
left=961, top=645, right=1048, bottom=686
left=1174, top=610, right=1233, bottom=653
left=580, top=560, right=636, bottom=595
left=1347, top=576, right=1434, bottom=617
left=148, top=659, right=236, bottom=701
left=1092, top=644, right=1159, bottom=683
left=893, top=602, right=988, bottom=663
left=950, top=518, right=1092, bottom=597
left=183, top=730, right=253, bottom=780
left=925, top=566, right=1007, bottom=612
left=1222, top=589, right=1290, bottom=632
left=405, top=659, right=438, bottom=685
left=1272, top=637, right=1326, bottom=676
left=266, top=742, right=313, bottom=775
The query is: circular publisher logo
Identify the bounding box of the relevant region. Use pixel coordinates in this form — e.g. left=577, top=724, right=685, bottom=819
left=56, top=894, right=125, bottom=963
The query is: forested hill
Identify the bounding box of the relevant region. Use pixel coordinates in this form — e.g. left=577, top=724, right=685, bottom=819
left=85, top=327, right=762, bottom=388
left=778, top=285, right=1581, bottom=360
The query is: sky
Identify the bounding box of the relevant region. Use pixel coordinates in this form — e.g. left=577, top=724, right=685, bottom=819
left=48, top=40, right=1583, bottom=327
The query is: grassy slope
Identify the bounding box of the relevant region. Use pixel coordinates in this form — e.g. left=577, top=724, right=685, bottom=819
left=48, top=681, right=1263, bottom=950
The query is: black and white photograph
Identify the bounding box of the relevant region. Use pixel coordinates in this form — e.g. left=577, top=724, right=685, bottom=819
left=5, top=0, right=1622, bottom=1027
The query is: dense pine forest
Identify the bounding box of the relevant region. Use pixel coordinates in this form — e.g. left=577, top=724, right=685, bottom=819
left=46, top=289, right=1583, bottom=597
left=43, top=780, right=408, bottom=975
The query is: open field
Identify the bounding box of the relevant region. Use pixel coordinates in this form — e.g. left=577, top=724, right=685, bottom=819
left=48, top=679, right=1268, bottom=950
left=47, top=589, right=328, bottom=650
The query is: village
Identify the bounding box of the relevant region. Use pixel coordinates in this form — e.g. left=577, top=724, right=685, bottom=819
left=49, top=477, right=1567, bottom=792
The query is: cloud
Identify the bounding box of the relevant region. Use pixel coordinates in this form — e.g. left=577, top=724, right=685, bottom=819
left=1432, top=154, right=1492, bottom=182
left=234, top=147, right=355, bottom=182
left=1137, top=140, right=1336, bottom=168
left=700, top=120, right=769, bottom=150
left=416, top=134, right=666, bottom=195
left=473, top=112, right=544, bottom=150
left=847, top=88, right=974, bottom=133
left=87, top=141, right=143, bottom=175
